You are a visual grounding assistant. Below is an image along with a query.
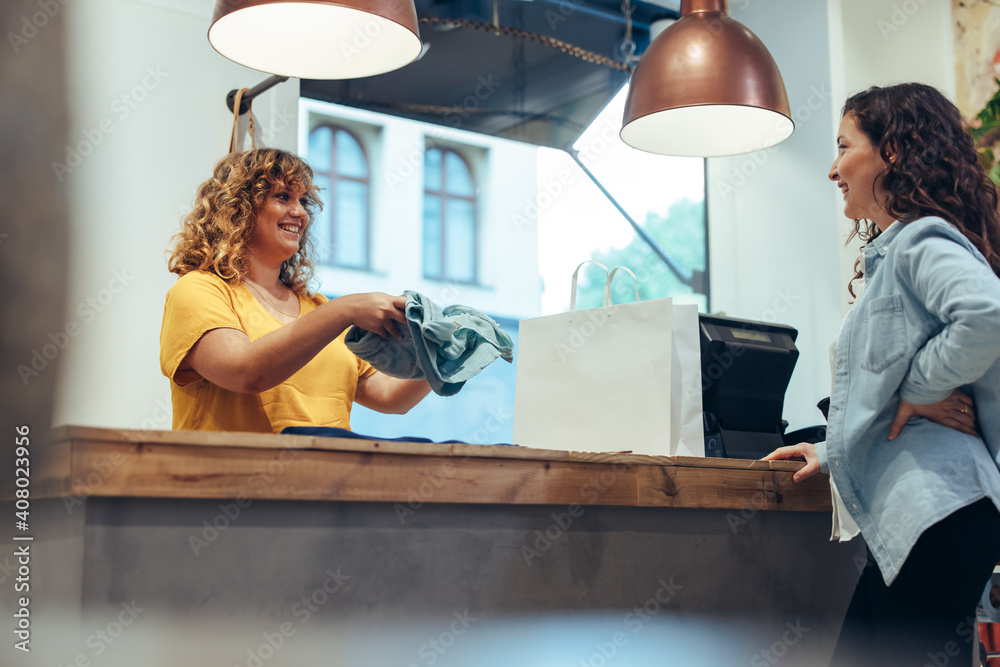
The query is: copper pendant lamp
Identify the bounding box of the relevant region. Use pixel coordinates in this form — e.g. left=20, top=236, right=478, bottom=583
left=209, top=0, right=422, bottom=80
left=620, top=0, right=793, bottom=157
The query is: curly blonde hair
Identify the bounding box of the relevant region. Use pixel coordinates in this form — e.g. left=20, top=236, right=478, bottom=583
left=168, top=148, right=322, bottom=295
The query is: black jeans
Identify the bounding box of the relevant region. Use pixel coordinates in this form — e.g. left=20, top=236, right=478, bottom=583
left=831, top=498, right=1000, bottom=667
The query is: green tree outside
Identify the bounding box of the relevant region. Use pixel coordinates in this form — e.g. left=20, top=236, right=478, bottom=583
left=574, top=198, right=707, bottom=310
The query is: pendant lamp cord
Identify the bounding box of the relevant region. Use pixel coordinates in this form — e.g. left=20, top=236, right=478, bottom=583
left=229, top=87, right=256, bottom=153
left=620, top=0, right=636, bottom=69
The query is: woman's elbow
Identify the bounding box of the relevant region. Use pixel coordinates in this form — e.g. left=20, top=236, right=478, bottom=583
left=378, top=401, right=412, bottom=415
left=231, top=368, right=276, bottom=394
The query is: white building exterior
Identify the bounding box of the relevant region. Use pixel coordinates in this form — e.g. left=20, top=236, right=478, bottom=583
left=298, top=98, right=541, bottom=320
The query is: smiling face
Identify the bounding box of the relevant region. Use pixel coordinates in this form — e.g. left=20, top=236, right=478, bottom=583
left=829, top=113, right=895, bottom=231
left=250, top=186, right=309, bottom=265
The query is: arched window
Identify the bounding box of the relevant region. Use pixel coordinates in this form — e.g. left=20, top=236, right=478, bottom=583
left=423, top=147, right=477, bottom=282
left=307, top=125, right=370, bottom=269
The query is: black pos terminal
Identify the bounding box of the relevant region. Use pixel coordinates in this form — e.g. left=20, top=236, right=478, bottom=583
left=699, top=314, right=826, bottom=460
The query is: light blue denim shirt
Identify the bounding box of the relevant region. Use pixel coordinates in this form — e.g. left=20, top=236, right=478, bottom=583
left=815, top=216, right=1000, bottom=585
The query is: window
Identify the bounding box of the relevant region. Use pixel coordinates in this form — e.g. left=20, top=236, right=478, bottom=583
left=307, top=125, right=370, bottom=269
left=423, top=147, right=477, bottom=282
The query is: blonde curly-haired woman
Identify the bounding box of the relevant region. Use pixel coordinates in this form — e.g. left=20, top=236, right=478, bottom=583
left=160, top=148, right=430, bottom=433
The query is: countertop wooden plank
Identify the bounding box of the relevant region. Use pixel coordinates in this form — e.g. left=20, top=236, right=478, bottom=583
left=43, top=426, right=828, bottom=512
left=66, top=442, right=640, bottom=506
left=48, top=425, right=804, bottom=470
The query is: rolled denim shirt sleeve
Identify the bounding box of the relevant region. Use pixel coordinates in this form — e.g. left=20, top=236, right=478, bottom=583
left=898, top=224, right=1000, bottom=404
left=813, top=440, right=829, bottom=475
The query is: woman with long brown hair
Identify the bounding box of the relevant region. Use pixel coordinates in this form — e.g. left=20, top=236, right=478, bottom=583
left=160, top=148, right=430, bottom=433
left=766, top=83, right=1000, bottom=666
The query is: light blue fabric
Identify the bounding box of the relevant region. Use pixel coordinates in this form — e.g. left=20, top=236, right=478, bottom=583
left=814, top=217, right=1000, bottom=585
left=345, top=290, right=514, bottom=397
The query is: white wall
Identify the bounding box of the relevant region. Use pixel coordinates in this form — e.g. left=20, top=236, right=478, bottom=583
left=828, top=0, right=956, bottom=308
left=707, top=0, right=842, bottom=431
left=707, top=0, right=956, bottom=432
left=53, top=0, right=299, bottom=429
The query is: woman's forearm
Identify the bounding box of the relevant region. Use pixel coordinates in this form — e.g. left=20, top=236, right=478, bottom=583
left=356, top=374, right=432, bottom=414
left=185, top=293, right=404, bottom=394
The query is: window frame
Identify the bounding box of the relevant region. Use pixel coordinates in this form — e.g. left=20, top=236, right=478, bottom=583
left=309, top=123, right=372, bottom=271
left=422, top=146, right=479, bottom=284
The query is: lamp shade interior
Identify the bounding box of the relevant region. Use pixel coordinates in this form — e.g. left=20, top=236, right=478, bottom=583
left=209, top=2, right=422, bottom=80
left=621, top=104, right=794, bottom=157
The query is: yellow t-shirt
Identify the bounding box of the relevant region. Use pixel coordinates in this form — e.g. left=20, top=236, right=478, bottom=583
left=159, top=271, right=375, bottom=433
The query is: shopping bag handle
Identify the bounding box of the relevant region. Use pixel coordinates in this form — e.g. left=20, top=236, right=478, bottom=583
left=570, top=260, right=609, bottom=311
left=605, top=266, right=640, bottom=305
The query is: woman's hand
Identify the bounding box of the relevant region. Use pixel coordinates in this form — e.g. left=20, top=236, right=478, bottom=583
left=762, top=442, right=819, bottom=483
left=887, top=388, right=977, bottom=440
left=334, top=293, right=407, bottom=339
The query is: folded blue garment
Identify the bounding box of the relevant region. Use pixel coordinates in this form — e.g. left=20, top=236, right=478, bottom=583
left=282, top=426, right=516, bottom=447
left=345, top=291, right=514, bottom=396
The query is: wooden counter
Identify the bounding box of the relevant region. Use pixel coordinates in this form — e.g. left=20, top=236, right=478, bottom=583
left=42, top=425, right=830, bottom=512
left=13, top=426, right=854, bottom=667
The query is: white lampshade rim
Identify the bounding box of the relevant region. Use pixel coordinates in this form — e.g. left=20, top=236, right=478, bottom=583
left=209, top=2, right=422, bottom=80
left=620, top=103, right=795, bottom=158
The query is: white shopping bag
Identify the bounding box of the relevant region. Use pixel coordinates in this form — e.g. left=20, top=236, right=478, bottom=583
left=670, top=302, right=705, bottom=457
left=513, top=262, right=704, bottom=456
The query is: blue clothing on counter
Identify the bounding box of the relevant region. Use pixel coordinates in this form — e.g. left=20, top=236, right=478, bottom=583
left=815, top=217, right=1000, bottom=585
left=345, top=290, right=514, bottom=396
left=282, top=426, right=516, bottom=446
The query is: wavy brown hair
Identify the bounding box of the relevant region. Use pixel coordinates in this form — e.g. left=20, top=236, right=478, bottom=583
left=842, top=83, right=1000, bottom=297
left=168, top=148, right=322, bottom=295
